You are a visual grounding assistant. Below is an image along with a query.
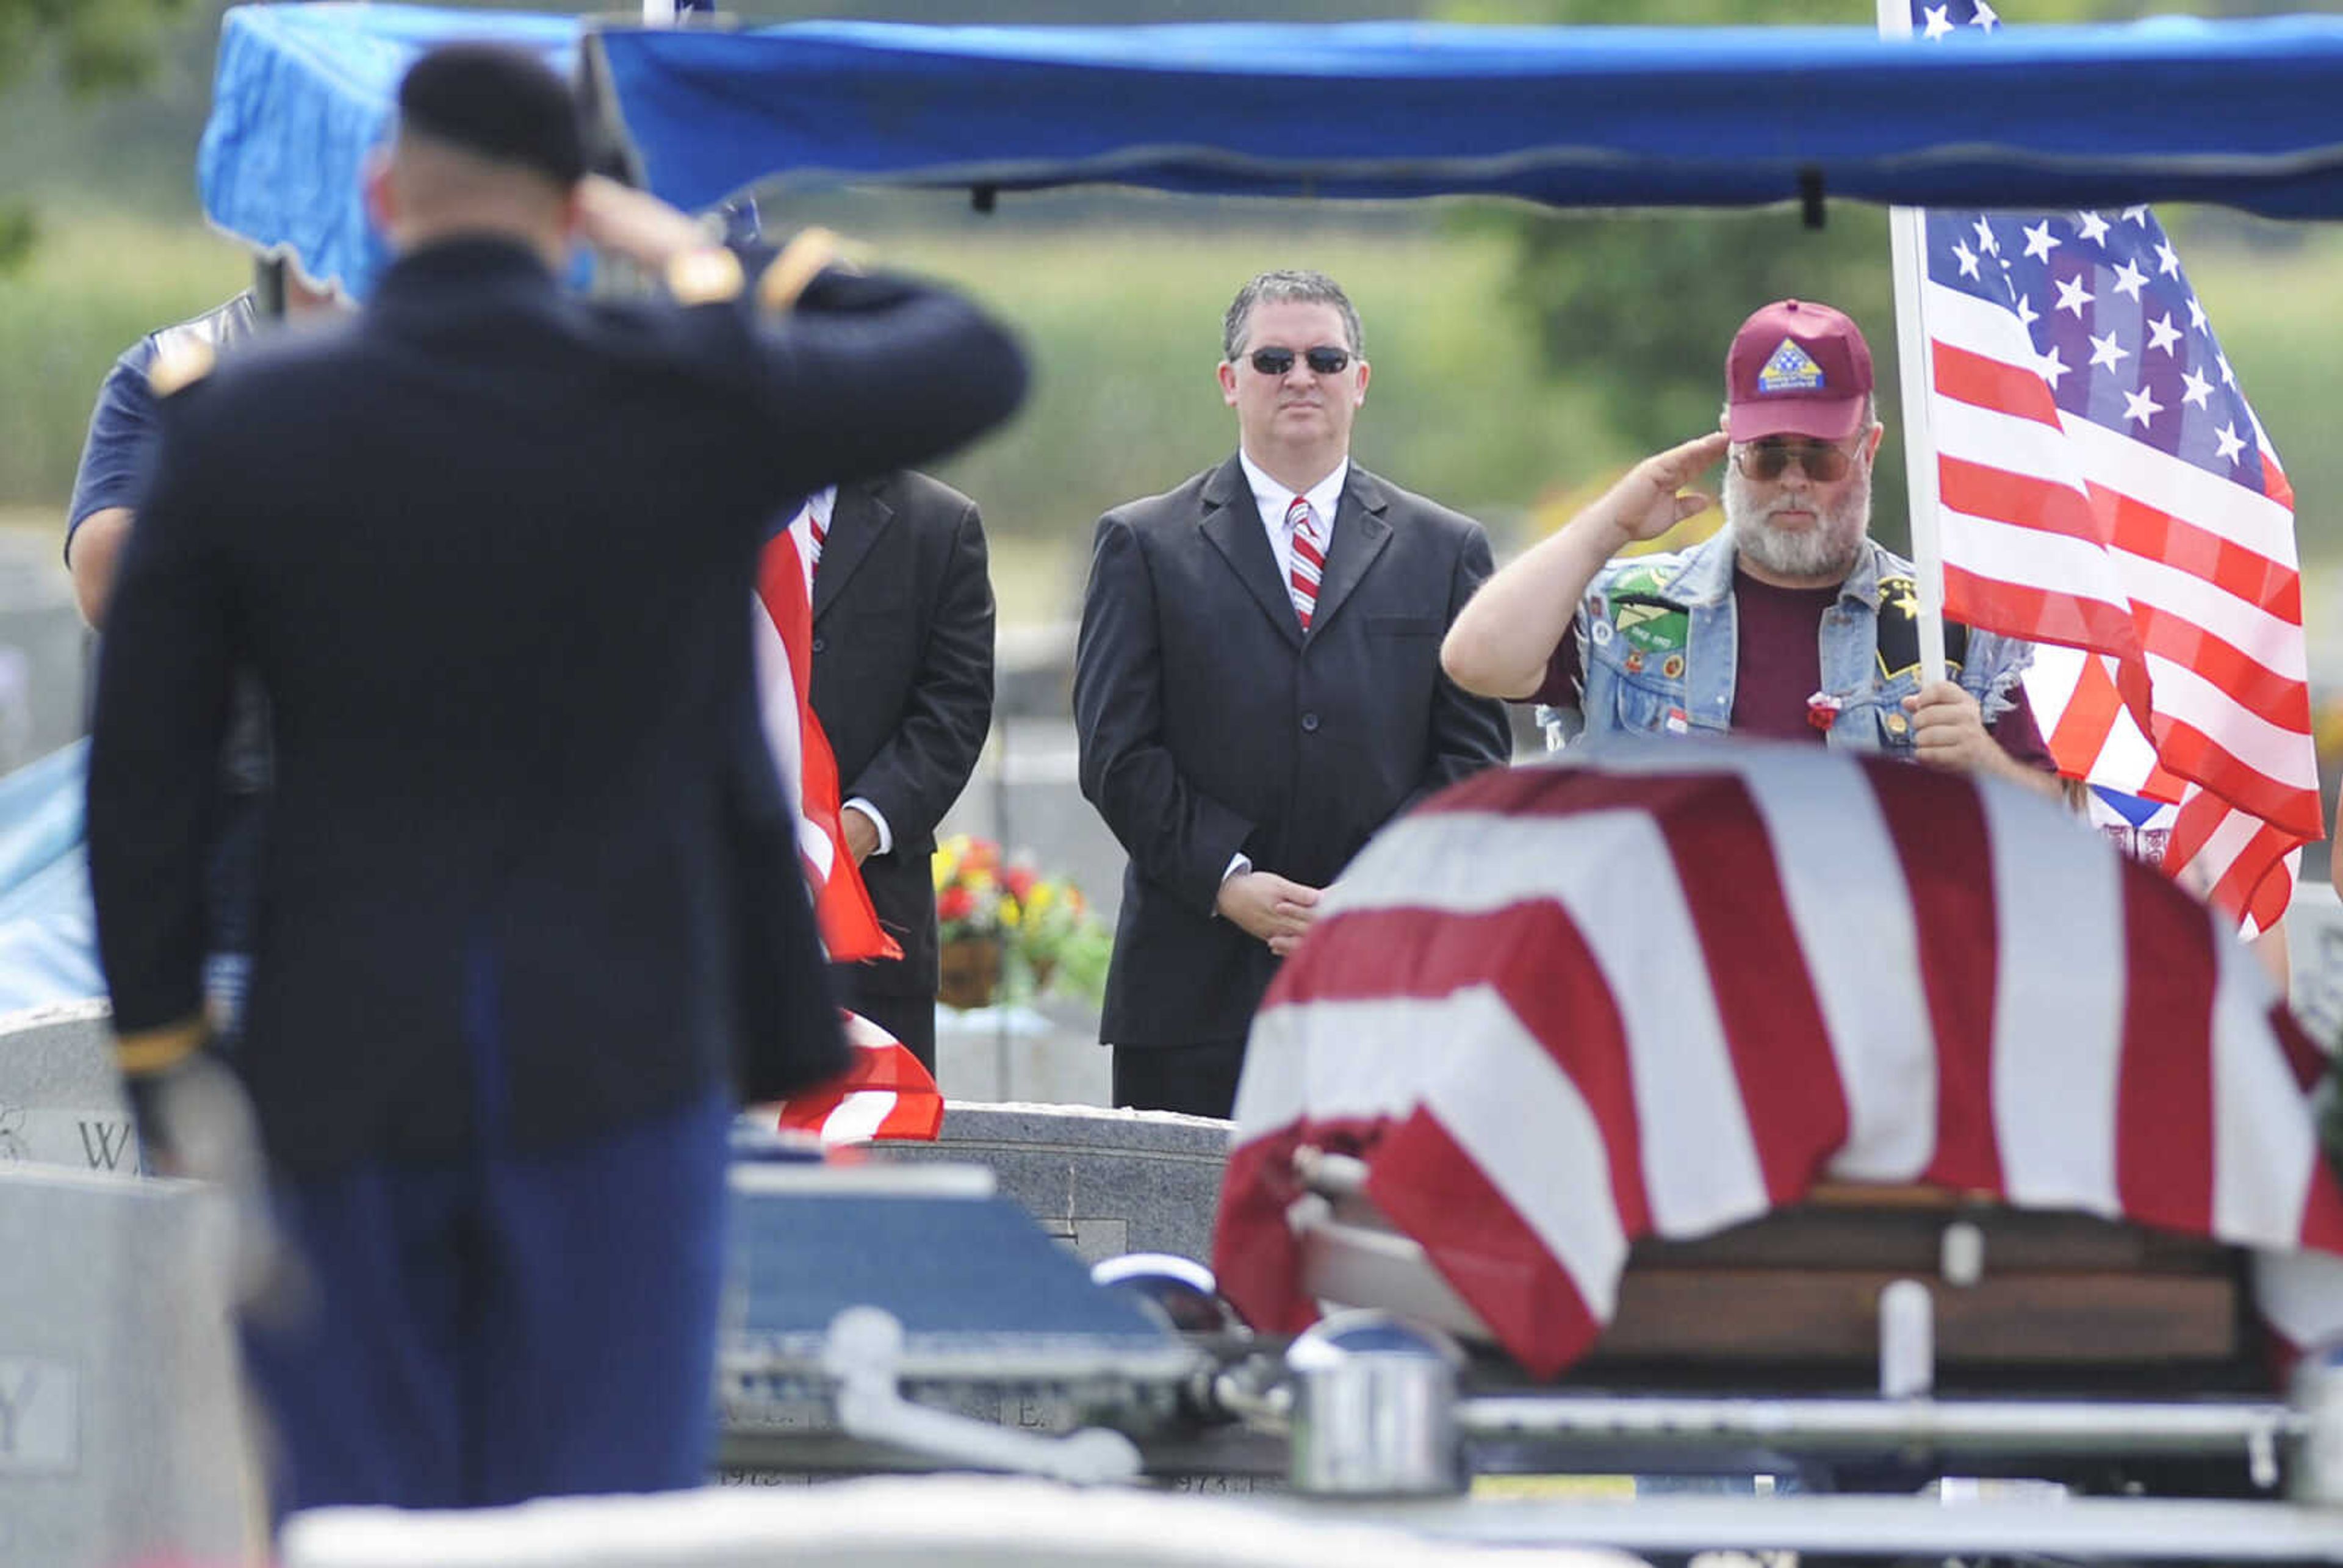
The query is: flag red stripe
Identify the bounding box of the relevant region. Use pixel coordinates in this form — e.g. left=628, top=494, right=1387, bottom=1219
left=1932, top=339, right=2065, bottom=428
left=2132, top=605, right=2311, bottom=733
left=1271, top=902, right=1654, bottom=1239
left=2096, top=486, right=2305, bottom=625
left=756, top=531, right=898, bottom=963
left=2043, top=653, right=2123, bottom=779
left=1939, top=456, right=2104, bottom=547
left=1870, top=763, right=2001, bottom=1191
left=2114, top=870, right=2215, bottom=1234
left=1942, top=564, right=2148, bottom=664
left=1367, top=1113, right=1604, bottom=1379
left=1646, top=776, right=1848, bottom=1201
left=1215, top=1127, right=1330, bottom=1334
left=2150, top=716, right=2323, bottom=840
left=2196, top=817, right=2295, bottom=929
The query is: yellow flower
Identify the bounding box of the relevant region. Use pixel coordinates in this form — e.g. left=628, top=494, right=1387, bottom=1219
left=934, top=834, right=972, bottom=893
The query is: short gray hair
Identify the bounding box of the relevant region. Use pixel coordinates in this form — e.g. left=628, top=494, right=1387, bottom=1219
left=1222, top=270, right=1364, bottom=362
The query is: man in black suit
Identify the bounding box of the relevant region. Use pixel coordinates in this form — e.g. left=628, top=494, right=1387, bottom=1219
left=797, top=473, right=995, bottom=1070
left=1074, top=270, right=1510, bottom=1120
left=85, top=45, right=1024, bottom=1518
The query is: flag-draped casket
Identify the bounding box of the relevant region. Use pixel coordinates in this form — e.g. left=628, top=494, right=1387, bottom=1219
left=1212, top=744, right=2343, bottom=1380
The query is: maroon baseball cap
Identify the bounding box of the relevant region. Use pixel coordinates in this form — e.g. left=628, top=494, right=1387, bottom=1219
left=1724, top=299, right=1874, bottom=442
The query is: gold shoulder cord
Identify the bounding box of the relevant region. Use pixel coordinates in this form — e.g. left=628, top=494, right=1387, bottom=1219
left=115, top=1015, right=209, bottom=1077
left=754, top=226, right=843, bottom=315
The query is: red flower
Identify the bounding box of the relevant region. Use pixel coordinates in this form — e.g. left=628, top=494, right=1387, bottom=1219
left=962, top=838, right=1001, bottom=872
left=1004, top=866, right=1038, bottom=902
left=937, top=886, right=976, bottom=922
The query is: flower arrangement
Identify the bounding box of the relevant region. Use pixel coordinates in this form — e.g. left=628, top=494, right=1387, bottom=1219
left=932, top=835, right=1109, bottom=1005
left=933, top=833, right=1010, bottom=943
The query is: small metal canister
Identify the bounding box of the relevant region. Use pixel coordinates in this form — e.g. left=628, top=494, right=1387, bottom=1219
left=1286, top=1310, right=1467, bottom=1497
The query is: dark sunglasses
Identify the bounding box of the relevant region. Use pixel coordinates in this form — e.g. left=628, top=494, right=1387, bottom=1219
left=1733, top=436, right=1860, bottom=483
left=1246, top=345, right=1353, bottom=376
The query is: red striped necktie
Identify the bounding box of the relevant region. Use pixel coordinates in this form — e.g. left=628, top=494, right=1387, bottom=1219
left=1286, top=496, right=1325, bottom=631
left=807, top=504, right=829, bottom=570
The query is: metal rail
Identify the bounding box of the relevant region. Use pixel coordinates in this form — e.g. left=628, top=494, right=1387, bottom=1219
left=1458, top=1393, right=2305, bottom=1462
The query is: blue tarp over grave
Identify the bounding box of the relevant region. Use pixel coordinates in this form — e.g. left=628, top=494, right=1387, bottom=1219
left=198, top=4, right=2343, bottom=298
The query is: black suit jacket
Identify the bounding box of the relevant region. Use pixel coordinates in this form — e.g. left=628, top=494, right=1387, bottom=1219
left=87, top=238, right=1026, bottom=1174
left=808, top=472, right=995, bottom=998
left=1073, top=455, right=1510, bottom=1048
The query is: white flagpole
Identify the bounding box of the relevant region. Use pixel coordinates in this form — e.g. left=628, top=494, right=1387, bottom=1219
left=1878, top=0, right=1948, bottom=688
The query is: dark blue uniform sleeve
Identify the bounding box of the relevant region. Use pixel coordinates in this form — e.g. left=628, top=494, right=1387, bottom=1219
left=67, top=342, right=160, bottom=556
left=740, top=266, right=1029, bottom=490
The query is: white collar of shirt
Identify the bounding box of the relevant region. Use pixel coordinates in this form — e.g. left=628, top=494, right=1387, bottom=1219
left=784, top=484, right=839, bottom=602
left=1239, top=451, right=1347, bottom=584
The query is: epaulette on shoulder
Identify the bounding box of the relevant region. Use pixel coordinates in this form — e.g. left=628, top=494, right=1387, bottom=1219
left=146, top=334, right=217, bottom=399
left=664, top=245, right=746, bottom=306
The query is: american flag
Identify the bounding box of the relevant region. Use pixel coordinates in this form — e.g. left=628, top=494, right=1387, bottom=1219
left=751, top=518, right=898, bottom=963
left=1212, top=751, right=2343, bottom=1379
left=754, top=516, right=940, bottom=1142
left=1903, top=0, right=2320, bottom=934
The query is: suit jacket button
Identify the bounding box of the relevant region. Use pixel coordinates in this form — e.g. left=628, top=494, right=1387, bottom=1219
left=1301, top=712, right=1320, bottom=733
left=811, top=636, right=827, bottom=654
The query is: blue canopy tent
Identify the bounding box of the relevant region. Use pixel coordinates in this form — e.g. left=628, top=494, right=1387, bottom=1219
left=198, top=2, right=2343, bottom=299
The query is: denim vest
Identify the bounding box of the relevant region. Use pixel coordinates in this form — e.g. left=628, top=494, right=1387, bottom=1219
left=1542, top=530, right=2031, bottom=759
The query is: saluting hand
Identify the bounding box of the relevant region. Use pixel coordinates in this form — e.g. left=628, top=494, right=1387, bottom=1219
left=1596, top=431, right=1732, bottom=547
left=573, top=175, right=710, bottom=270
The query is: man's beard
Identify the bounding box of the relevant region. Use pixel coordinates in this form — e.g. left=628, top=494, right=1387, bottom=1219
left=1724, top=462, right=1871, bottom=583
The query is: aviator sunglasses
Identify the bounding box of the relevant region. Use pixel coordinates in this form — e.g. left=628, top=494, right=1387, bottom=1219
left=1733, top=436, right=1862, bottom=483
left=1246, top=345, right=1353, bottom=376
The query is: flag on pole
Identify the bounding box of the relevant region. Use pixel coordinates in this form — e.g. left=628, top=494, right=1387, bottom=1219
left=752, top=511, right=937, bottom=1143
left=750, top=518, right=899, bottom=963
left=776, top=1009, right=945, bottom=1145
left=1212, top=752, right=2343, bottom=1380
left=1899, top=1, right=2320, bottom=933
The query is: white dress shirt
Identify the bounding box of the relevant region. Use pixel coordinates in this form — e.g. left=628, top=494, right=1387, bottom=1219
left=1239, top=450, right=1347, bottom=591
left=784, top=484, right=891, bottom=857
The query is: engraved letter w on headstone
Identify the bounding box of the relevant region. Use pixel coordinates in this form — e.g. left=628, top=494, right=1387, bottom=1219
left=77, top=1120, right=135, bottom=1173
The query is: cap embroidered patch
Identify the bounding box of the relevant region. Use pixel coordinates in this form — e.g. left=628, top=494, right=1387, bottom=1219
left=1757, top=339, right=1826, bottom=394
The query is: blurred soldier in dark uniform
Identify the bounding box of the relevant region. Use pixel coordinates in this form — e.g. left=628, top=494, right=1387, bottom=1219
left=85, top=43, right=1026, bottom=1519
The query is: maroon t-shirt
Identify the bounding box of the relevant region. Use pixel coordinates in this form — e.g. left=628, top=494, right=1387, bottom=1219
left=1729, top=578, right=1839, bottom=741
left=1533, top=576, right=2056, bottom=769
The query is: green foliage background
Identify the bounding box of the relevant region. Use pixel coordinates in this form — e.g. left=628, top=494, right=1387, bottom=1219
left=3, top=0, right=2339, bottom=630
